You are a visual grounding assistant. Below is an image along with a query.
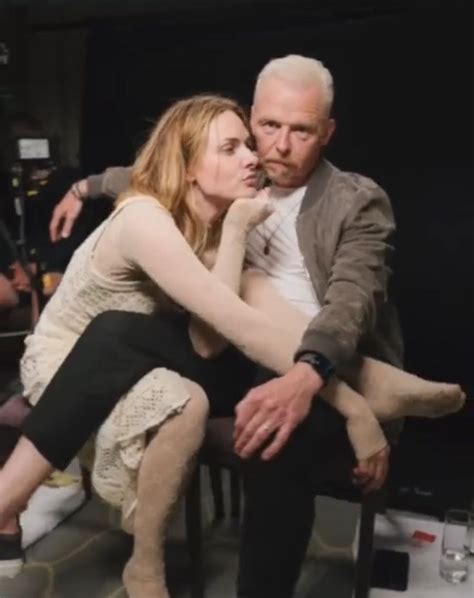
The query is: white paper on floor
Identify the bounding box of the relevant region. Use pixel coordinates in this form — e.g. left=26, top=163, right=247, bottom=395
left=371, top=511, right=473, bottom=597
left=307, top=499, right=473, bottom=597
left=20, top=459, right=86, bottom=548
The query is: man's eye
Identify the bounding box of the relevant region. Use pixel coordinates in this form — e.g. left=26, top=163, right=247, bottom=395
left=296, top=130, right=310, bottom=140
left=262, top=121, right=279, bottom=130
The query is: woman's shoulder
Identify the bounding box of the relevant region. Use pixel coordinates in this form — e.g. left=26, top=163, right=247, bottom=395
left=113, top=195, right=173, bottom=224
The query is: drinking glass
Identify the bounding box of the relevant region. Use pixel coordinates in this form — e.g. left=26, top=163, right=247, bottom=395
left=439, top=509, right=470, bottom=583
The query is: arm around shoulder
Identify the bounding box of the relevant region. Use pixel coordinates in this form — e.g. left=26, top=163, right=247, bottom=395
left=87, top=166, right=133, bottom=200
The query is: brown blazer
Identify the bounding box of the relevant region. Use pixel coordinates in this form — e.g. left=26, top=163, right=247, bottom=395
left=295, top=159, right=404, bottom=369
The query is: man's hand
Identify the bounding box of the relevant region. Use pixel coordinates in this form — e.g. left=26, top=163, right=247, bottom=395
left=234, top=362, right=324, bottom=461
left=352, top=445, right=390, bottom=493
left=50, top=179, right=88, bottom=241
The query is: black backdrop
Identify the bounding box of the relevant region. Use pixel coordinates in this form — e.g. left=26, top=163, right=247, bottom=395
left=81, top=0, right=473, bottom=392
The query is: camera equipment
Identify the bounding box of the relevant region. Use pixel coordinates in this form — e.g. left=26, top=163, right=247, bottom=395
left=16, top=137, right=51, bottom=161
left=9, top=136, right=56, bottom=302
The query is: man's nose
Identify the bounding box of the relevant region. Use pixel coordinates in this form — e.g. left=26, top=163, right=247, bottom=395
left=275, top=129, right=291, bottom=156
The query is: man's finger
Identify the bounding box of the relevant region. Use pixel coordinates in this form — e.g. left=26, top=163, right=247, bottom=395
left=50, top=211, right=62, bottom=242
left=234, top=411, right=268, bottom=452
left=234, top=398, right=258, bottom=439
left=354, top=459, right=369, bottom=479
left=61, top=214, right=76, bottom=239
left=237, top=419, right=278, bottom=459
left=375, top=454, right=389, bottom=489
left=362, top=457, right=383, bottom=493
left=261, top=421, right=295, bottom=461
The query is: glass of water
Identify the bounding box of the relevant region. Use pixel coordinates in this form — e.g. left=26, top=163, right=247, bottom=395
left=465, top=510, right=474, bottom=556
left=439, top=509, right=471, bottom=583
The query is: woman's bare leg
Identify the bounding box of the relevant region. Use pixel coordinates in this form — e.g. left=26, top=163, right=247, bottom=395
left=241, top=269, right=465, bottom=421
left=122, top=379, right=208, bottom=598
left=241, top=269, right=388, bottom=459
left=339, top=357, right=465, bottom=420
left=0, top=437, right=54, bottom=534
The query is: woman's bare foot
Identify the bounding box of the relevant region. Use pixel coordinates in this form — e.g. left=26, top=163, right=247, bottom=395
left=123, top=559, right=169, bottom=598
left=342, top=358, right=466, bottom=421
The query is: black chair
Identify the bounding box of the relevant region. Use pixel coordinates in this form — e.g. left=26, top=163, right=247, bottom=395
left=184, top=416, right=387, bottom=598
left=0, top=405, right=388, bottom=598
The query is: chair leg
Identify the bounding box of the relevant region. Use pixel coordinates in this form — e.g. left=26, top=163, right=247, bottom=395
left=208, top=464, right=225, bottom=520
left=354, top=490, right=379, bottom=598
left=229, top=469, right=241, bottom=520
left=80, top=465, right=93, bottom=501
left=185, top=466, right=205, bottom=598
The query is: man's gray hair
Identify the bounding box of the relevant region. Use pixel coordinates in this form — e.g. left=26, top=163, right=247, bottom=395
left=255, top=55, right=334, bottom=113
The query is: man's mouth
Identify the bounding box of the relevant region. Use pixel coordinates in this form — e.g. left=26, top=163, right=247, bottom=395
left=265, top=160, right=291, bottom=168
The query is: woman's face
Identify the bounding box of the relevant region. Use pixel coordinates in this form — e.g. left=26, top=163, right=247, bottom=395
left=190, top=110, right=260, bottom=207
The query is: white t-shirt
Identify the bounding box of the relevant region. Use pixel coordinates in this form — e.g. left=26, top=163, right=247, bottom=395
left=246, top=185, right=321, bottom=318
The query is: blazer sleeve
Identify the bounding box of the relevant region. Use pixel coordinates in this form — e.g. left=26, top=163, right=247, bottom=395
left=87, top=166, right=132, bottom=199
left=296, top=182, right=396, bottom=366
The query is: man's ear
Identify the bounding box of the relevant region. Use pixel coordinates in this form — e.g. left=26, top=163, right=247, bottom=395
left=323, top=118, right=336, bottom=146
left=250, top=104, right=256, bottom=128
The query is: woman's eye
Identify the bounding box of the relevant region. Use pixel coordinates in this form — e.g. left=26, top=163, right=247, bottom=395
left=221, top=145, right=235, bottom=155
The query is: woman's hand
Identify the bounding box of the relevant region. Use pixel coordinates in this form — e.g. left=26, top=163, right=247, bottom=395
left=224, top=192, right=273, bottom=233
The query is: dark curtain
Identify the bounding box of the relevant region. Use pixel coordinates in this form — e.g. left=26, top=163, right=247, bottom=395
left=81, top=0, right=473, bottom=391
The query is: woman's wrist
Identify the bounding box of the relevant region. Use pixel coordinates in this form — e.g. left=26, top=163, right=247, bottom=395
left=221, top=221, right=247, bottom=245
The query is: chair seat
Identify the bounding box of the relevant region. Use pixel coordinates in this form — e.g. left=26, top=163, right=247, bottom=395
left=200, top=417, right=238, bottom=468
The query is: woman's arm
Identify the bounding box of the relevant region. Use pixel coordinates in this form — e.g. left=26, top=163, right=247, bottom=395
left=118, top=202, right=292, bottom=374
left=188, top=224, right=245, bottom=357
left=189, top=197, right=272, bottom=358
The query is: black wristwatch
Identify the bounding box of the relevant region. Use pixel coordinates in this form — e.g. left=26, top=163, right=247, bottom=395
left=297, top=351, right=335, bottom=384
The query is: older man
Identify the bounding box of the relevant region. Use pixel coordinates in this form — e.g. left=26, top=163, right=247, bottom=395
left=26, top=56, right=402, bottom=596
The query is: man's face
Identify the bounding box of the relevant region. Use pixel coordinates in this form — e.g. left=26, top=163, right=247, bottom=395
left=251, top=78, right=335, bottom=187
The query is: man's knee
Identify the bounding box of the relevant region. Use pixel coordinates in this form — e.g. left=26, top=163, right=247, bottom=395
left=242, top=423, right=314, bottom=485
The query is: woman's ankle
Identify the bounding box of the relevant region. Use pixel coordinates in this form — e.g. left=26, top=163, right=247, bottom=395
left=0, top=515, right=20, bottom=535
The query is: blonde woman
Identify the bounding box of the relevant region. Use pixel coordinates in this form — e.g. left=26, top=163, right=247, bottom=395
left=0, top=95, right=276, bottom=596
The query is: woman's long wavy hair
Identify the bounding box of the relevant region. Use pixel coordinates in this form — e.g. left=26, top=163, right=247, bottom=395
left=119, top=94, right=250, bottom=258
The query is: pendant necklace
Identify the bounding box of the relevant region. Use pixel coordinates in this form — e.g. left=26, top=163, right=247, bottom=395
left=258, top=201, right=302, bottom=256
